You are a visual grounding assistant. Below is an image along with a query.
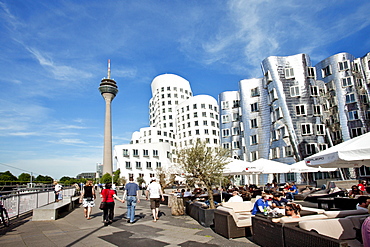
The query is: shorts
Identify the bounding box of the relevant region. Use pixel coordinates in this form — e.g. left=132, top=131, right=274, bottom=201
left=150, top=198, right=160, bottom=209
left=82, top=198, right=95, bottom=208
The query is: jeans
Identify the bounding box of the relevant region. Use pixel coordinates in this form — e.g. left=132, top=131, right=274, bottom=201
left=126, top=196, right=137, bottom=222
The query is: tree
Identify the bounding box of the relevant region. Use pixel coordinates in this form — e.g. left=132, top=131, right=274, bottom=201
left=113, top=169, right=121, bottom=185
left=0, top=171, right=18, bottom=181
left=177, top=140, right=230, bottom=209
left=35, top=175, right=53, bottom=183
left=18, top=173, right=34, bottom=183
left=101, top=173, right=112, bottom=184
left=156, top=167, right=177, bottom=190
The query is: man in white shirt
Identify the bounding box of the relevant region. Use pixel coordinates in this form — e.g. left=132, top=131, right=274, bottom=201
left=228, top=191, right=243, bottom=202
left=145, top=178, right=164, bottom=222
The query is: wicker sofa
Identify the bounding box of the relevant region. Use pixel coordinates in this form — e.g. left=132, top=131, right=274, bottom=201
left=213, top=201, right=254, bottom=239
left=252, top=209, right=368, bottom=247
left=185, top=200, right=215, bottom=227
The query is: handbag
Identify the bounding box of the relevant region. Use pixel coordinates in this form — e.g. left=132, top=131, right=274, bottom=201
left=99, top=190, right=109, bottom=210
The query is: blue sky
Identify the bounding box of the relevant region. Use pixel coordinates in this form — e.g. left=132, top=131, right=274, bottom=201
left=0, top=1, right=369, bottom=179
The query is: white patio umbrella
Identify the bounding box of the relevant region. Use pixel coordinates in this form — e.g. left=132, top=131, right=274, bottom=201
left=223, top=159, right=262, bottom=175
left=290, top=161, right=337, bottom=173
left=305, top=132, right=370, bottom=168
left=250, top=158, right=291, bottom=174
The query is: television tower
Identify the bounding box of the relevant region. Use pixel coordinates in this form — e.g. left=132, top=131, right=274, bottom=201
left=99, top=59, right=118, bottom=175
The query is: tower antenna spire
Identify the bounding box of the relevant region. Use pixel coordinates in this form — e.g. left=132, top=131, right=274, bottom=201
left=107, top=59, right=111, bottom=79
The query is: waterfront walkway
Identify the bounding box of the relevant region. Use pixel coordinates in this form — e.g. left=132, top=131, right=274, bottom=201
left=0, top=192, right=258, bottom=246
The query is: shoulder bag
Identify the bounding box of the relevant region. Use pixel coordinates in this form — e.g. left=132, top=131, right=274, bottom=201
left=99, top=189, right=109, bottom=210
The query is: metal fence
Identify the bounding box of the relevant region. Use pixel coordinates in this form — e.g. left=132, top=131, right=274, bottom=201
left=0, top=187, right=76, bottom=218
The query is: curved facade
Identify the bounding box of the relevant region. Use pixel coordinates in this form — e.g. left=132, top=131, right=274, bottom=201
left=177, top=94, right=219, bottom=148
left=149, top=74, right=192, bottom=136
left=315, top=52, right=370, bottom=144
left=219, top=91, right=243, bottom=160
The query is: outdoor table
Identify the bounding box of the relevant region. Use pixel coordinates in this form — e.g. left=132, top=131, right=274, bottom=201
left=317, top=197, right=335, bottom=210
left=333, top=197, right=358, bottom=210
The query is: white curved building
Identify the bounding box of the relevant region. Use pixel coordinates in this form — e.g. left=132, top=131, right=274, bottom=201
left=115, top=73, right=219, bottom=183
left=176, top=94, right=220, bottom=148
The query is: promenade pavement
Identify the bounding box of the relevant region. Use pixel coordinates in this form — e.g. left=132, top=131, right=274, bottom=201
left=0, top=192, right=259, bottom=247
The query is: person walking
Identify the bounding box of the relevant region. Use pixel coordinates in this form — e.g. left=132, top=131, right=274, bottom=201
left=146, top=178, right=164, bottom=222
left=54, top=181, right=63, bottom=202
left=79, top=180, right=96, bottom=219
left=100, top=183, right=124, bottom=225
left=123, top=177, right=140, bottom=224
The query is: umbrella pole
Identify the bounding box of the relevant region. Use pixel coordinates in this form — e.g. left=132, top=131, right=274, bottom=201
left=339, top=168, right=345, bottom=180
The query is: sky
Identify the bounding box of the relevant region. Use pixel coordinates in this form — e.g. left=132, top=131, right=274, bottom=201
left=0, top=0, right=369, bottom=179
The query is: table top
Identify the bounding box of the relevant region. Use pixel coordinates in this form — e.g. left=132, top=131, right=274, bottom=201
left=316, top=197, right=335, bottom=201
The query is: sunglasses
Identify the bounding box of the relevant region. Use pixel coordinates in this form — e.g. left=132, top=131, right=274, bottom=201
left=285, top=208, right=293, bottom=211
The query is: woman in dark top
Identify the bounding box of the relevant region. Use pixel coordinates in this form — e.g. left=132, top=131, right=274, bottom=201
left=80, top=180, right=96, bottom=219
left=100, top=183, right=123, bottom=225
left=349, top=185, right=363, bottom=198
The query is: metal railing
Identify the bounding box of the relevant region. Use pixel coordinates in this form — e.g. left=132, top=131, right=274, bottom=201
left=0, top=187, right=76, bottom=219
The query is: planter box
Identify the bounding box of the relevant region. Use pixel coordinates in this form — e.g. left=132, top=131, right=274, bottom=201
left=185, top=201, right=215, bottom=227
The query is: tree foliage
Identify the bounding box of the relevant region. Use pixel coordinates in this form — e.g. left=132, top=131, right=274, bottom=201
left=35, top=175, right=53, bottom=183
left=177, top=140, right=230, bottom=209
left=156, top=167, right=177, bottom=190
left=101, top=173, right=112, bottom=184
left=0, top=171, right=18, bottom=181
left=18, top=173, right=35, bottom=183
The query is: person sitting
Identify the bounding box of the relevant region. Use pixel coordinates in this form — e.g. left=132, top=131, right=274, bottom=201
left=356, top=196, right=370, bottom=211
left=286, top=182, right=298, bottom=201
left=285, top=202, right=301, bottom=218
left=183, top=189, right=192, bottom=197
left=228, top=191, right=243, bottom=202
left=358, top=180, right=367, bottom=192
left=271, top=193, right=289, bottom=214
left=251, top=194, right=270, bottom=215
left=349, top=185, right=363, bottom=198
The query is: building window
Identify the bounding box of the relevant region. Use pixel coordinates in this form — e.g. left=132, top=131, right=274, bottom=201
left=338, top=60, right=349, bottom=71
left=143, top=149, right=149, bottom=156
left=133, top=149, right=139, bottom=156
left=222, top=115, right=230, bottom=123
left=284, top=146, right=293, bottom=157
left=201, top=104, right=206, bottom=109
left=295, top=104, right=306, bottom=116
left=313, top=105, right=322, bottom=116
left=194, top=121, right=199, bottom=126
left=136, top=162, right=142, bottom=169
left=307, top=67, right=316, bottom=78
left=251, top=102, right=259, bottom=112
left=290, top=86, right=300, bottom=97
left=223, top=143, right=230, bottom=149
left=346, top=93, right=356, bottom=104
left=123, top=149, right=129, bottom=156
left=202, top=112, right=207, bottom=117
left=125, top=162, right=131, bottom=169
left=195, top=129, right=200, bottom=135
left=316, top=124, right=326, bottom=135
left=194, top=112, right=198, bottom=118
left=301, top=123, right=313, bottom=135
left=310, top=86, right=319, bottom=96
left=221, top=101, right=229, bottom=109
left=232, top=127, right=240, bottom=135
left=233, top=100, right=240, bottom=108
left=203, top=120, right=208, bottom=126
left=342, top=77, right=353, bottom=87
left=156, top=162, right=161, bottom=168
left=251, top=119, right=258, bottom=128
left=271, top=147, right=279, bottom=159
left=318, top=143, right=327, bottom=151
left=251, top=151, right=258, bottom=161
left=204, top=129, right=209, bottom=135
left=232, top=113, right=239, bottom=121
left=222, top=129, right=230, bottom=137
left=306, top=143, right=317, bottom=155
left=348, top=110, right=359, bottom=120
left=351, top=128, right=362, bottom=138
left=251, top=135, right=258, bottom=145
left=275, top=107, right=283, bottom=120
left=285, top=68, right=295, bottom=79
left=153, top=150, right=159, bottom=157
left=232, top=141, right=239, bottom=148
left=146, top=162, right=152, bottom=168
left=322, top=65, right=332, bottom=77
left=251, top=87, right=260, bottom=97
left=193, top=104, right=197, bottom=109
